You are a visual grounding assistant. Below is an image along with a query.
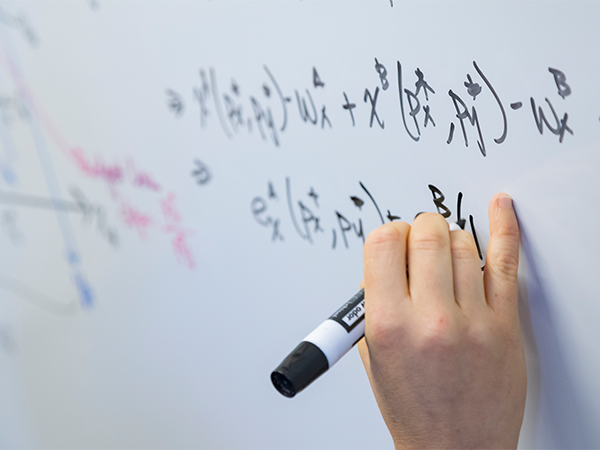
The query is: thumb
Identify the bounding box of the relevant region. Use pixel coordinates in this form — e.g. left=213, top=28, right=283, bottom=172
left=484, top=193, right=520, bottom=314
left=357, top=279, right=371, bottom=376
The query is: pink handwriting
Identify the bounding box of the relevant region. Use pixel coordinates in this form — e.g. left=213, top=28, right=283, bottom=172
left=160, top=193, right=195, bottom=269
left=0, top=48, right=193, bottom=269
left=120, top=202, right=153, bottom=239
left=71, top=147, right=123, bottom=184
left=133, top=171, right=161, bottom=191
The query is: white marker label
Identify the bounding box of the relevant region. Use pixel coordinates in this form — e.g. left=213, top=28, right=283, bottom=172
left=342, top=299, right=365, bottom=328
left=329, top=290, right=365, bottom=332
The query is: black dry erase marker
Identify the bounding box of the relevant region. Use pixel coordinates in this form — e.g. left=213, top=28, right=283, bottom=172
left=270, top=222, right=462, bottom=398
left=271, top=289, right=366, bottom=398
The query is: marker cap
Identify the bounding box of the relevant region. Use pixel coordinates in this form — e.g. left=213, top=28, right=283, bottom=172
left=271, top=341, right=329, bottom=398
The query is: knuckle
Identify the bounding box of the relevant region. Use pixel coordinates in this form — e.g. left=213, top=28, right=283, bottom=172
left=495, top=219, right=520, bottom=241
left=466, top=322, right=496, bottom=351
left=465, top=318, right=520, bottom=357
left=450, top=231, right=477, bottom=260
left=488, top=250, right=520, bottom=281
left=410, top=229, right=448, bottom=252
left=417, top=310, right=459, bottom=354
left=413, top=212, right=446, bottom=226
left=410, top=213, right=450, bottom=251
left=365, top=222, right=407, bottom=249
left=367, top=318, right=408, bottom=353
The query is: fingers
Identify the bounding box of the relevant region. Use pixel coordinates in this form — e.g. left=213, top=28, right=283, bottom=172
left=408, top=213, right=455, bottom=308
left=362, top=193, right=518, bottom=320
left=484, top=193, right=520, bottom=314
left=363, top=221, right=411, bottom=327
left=450, top=229, right=486, bottom=310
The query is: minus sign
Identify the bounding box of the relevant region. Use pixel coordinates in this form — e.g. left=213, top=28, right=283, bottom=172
left=510, top=102, right=523, bottom=110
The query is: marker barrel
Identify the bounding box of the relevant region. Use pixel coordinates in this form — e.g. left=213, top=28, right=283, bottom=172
left=271, top=289, right=365, bottom=398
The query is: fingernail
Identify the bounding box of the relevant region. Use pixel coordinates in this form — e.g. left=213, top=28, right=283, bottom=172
left=498, top=195, right=513, bottom=210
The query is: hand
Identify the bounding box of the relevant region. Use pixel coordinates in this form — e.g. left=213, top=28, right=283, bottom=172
left=358, top=193, right=527, bottom=449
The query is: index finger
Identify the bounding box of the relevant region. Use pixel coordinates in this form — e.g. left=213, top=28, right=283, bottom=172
left=363, top=221, right=411, bottom=328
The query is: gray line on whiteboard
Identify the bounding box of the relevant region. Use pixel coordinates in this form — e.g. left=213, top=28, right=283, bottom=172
left=0, top=190, right=81, bottom=213
left=0, top=272, right=79, bottom=317
left=263, top=65, right=288, bottom=132
left=359, top=182, right=384, bottom=225
left=397, top=61, right=419, bottom=142
left=286, top=177, right=306, bottom=240
left=209, top=67, right=233, bottom=139
left=473, top=61, right=507, bottom=144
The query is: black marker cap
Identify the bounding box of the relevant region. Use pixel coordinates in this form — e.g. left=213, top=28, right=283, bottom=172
left=271, top=341, right=329, bottom=398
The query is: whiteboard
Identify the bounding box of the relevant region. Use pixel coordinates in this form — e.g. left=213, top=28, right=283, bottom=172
left=0, top=1, right=599, bottom=448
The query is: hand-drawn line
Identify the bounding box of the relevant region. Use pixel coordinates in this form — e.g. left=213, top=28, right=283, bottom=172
left=0, top=190, right=82, bottom=213
left=209, top=67, right=233, bottom=138
left=0, top=27, right=92, bottom=308
left=359, top=182, right=385, bottom=225
left=0, top=5, right=39, bottom=47
left=473, top=61, right=507, bottom=144
left=264, top=65, right=289, bottom=132
left=0, top=324, right=17, bottom=353
left=0, top=272, right=79, bottom=317
left=0, top=107, right=19, bottom=185
left=286, top=177, right=307, bottom=240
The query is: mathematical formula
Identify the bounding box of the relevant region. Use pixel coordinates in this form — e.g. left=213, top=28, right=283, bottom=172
left=251, top=178, right=485, bottom=264
left=168, top=59, right=578, bottom=156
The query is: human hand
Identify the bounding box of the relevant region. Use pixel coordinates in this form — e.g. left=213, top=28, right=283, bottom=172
left=358, top=193, right=527, bottom=449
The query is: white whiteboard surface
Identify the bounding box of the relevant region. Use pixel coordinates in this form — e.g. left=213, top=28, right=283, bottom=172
left=0, top=1, right=599, bottom=448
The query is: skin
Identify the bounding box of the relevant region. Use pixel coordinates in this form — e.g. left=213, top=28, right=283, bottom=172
left=358, top=193, right=527, bottom=449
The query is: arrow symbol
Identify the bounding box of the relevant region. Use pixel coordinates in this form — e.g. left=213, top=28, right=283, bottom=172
left=165, top=89, right=184, bottom=117
left=191, top=159, right=212, bottom=186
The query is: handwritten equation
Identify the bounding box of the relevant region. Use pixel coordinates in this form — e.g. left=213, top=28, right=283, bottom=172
left=167, top=59, right=578, bottom=156
left=251, top=178, right=484, bottom=263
